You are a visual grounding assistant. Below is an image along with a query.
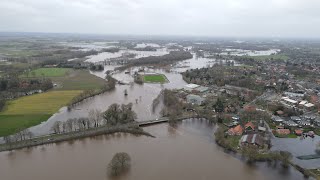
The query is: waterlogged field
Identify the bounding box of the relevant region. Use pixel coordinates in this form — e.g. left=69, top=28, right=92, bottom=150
left=143, top=74, right=167, bottom=83
left=21, top=68, right=70, bottom=78
left=0, top=90, right=82, bottom=136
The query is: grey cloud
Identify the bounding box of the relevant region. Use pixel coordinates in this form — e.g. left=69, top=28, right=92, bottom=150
left=0, top=0, right=319, bottom=38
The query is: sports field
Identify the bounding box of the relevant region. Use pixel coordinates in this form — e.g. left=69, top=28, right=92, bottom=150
left=143, top=74, right=167, bottom=83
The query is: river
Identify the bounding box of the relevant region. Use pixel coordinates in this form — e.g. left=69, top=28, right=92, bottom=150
left=0, top=120, right=307, bottom=180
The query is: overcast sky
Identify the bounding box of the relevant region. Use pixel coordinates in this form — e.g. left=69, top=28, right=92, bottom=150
left=0, top=0, right=320, bottom=38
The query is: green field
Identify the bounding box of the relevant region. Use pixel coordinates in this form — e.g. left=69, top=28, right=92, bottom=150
left=0, top=114, right=52, bottom=137
left=21, top=68, right=70, bottom=78
left=0, top=90, right=82, bottom=136
left=1, top=90, right=82, bottom=115
left=143, top=74, right=167, bottom=83
left=51, top=70, right=107, bottom=90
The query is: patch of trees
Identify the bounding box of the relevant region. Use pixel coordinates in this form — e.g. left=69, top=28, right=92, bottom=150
left=103, top=103, right=137, bottom=126
left=89, top=64, right=104, bottom=71
left=134, top=46, right=157, bottom=51
left=0, top=78, right=53, bottom=104
left=102, top=47, right=120, bottom=53
left=161, top=89, right=184, bottom=123
left=107, top=152, right=131, bottom=177
left=182, top=65, right=264, bottom=92
left=134, top=74, right=144, bottom=84
left=3, top=129, right=33, bottom=144
left=115, top=51, right=193, bottom=71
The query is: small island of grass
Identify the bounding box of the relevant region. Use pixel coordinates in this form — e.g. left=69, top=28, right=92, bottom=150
left=143, top=74, right=168, bottom=83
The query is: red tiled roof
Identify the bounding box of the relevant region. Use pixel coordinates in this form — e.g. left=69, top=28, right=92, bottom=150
left=295, top=129, right=303, bottom=135
left=245, top=121, right=255, bottom=130
left=228, top=125, right=244, bottom=136
left=276, top=129, right=290, bottom=135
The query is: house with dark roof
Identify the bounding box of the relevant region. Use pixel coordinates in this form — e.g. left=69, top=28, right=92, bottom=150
left=240, top=134, right=264, bottom=147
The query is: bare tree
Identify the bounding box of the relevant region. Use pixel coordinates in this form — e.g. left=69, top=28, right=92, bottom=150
left=65, top=118, right=74, bottom=132
left=62, top=122, right=67, bottom=133
left=88, top=109, right=102, bottom=128
left=107, top=152, right=131, bottom=176
left=51, top=121, right=61, bottom=134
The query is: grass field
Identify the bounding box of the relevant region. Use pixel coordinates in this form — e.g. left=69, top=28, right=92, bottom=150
left=21, top=68, right=70, bottom=78
left=1, top=90, right=82, bottom=115
left=0, top=90, right=82, bottom=136
left=51, top=70, right=107, bottom=90
left=0, top=114, right=52, bottom=137
left=143, top=74, right=167, bottom=83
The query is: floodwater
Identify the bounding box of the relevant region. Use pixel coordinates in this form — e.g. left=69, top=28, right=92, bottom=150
left=0, top=46, right=312, bottom=179
left=272, top=136, right=320, bottom=169
left=0, top=120, right=307, bottom=180
left=29, top=51, right=234, bottom=136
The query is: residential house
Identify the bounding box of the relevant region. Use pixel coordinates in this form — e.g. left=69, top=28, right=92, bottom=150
left=276, top=129, right=290, bottom=135
left=245, top=121, right=255, bottom=132
left=285, top=120, right=298, bottom=127
left=227, top=125, right=244, bottom=136
left=295, top=129, right=303, bottom=136
left=240, top=134, right=264, bottom=147
left=272, top=116, right=284, bottom=123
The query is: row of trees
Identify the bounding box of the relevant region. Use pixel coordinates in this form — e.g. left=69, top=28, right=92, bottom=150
left=52, top=103, right=137, bottom=134
left=3, top=129, right=33, bottom=144
left=115, top=51, right=193, bottom=71
left=51, top=109, right=103, bottom=134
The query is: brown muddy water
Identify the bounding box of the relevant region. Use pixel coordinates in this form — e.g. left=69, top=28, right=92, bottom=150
left=0, top=120, right=307, bottom=180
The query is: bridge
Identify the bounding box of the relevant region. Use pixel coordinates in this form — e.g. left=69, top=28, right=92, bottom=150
left=137, top=116, right=196, bottom=127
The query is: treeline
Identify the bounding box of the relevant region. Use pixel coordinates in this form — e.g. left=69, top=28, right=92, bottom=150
left=89, top=64, right=104, bottom=71
left=115, top=51, right=193, bottom=71
left=0, top=78, right=53, bottom=110
left=133, top=46, right=157, bottom=51
left=0, top=78, right=53, bottom=93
